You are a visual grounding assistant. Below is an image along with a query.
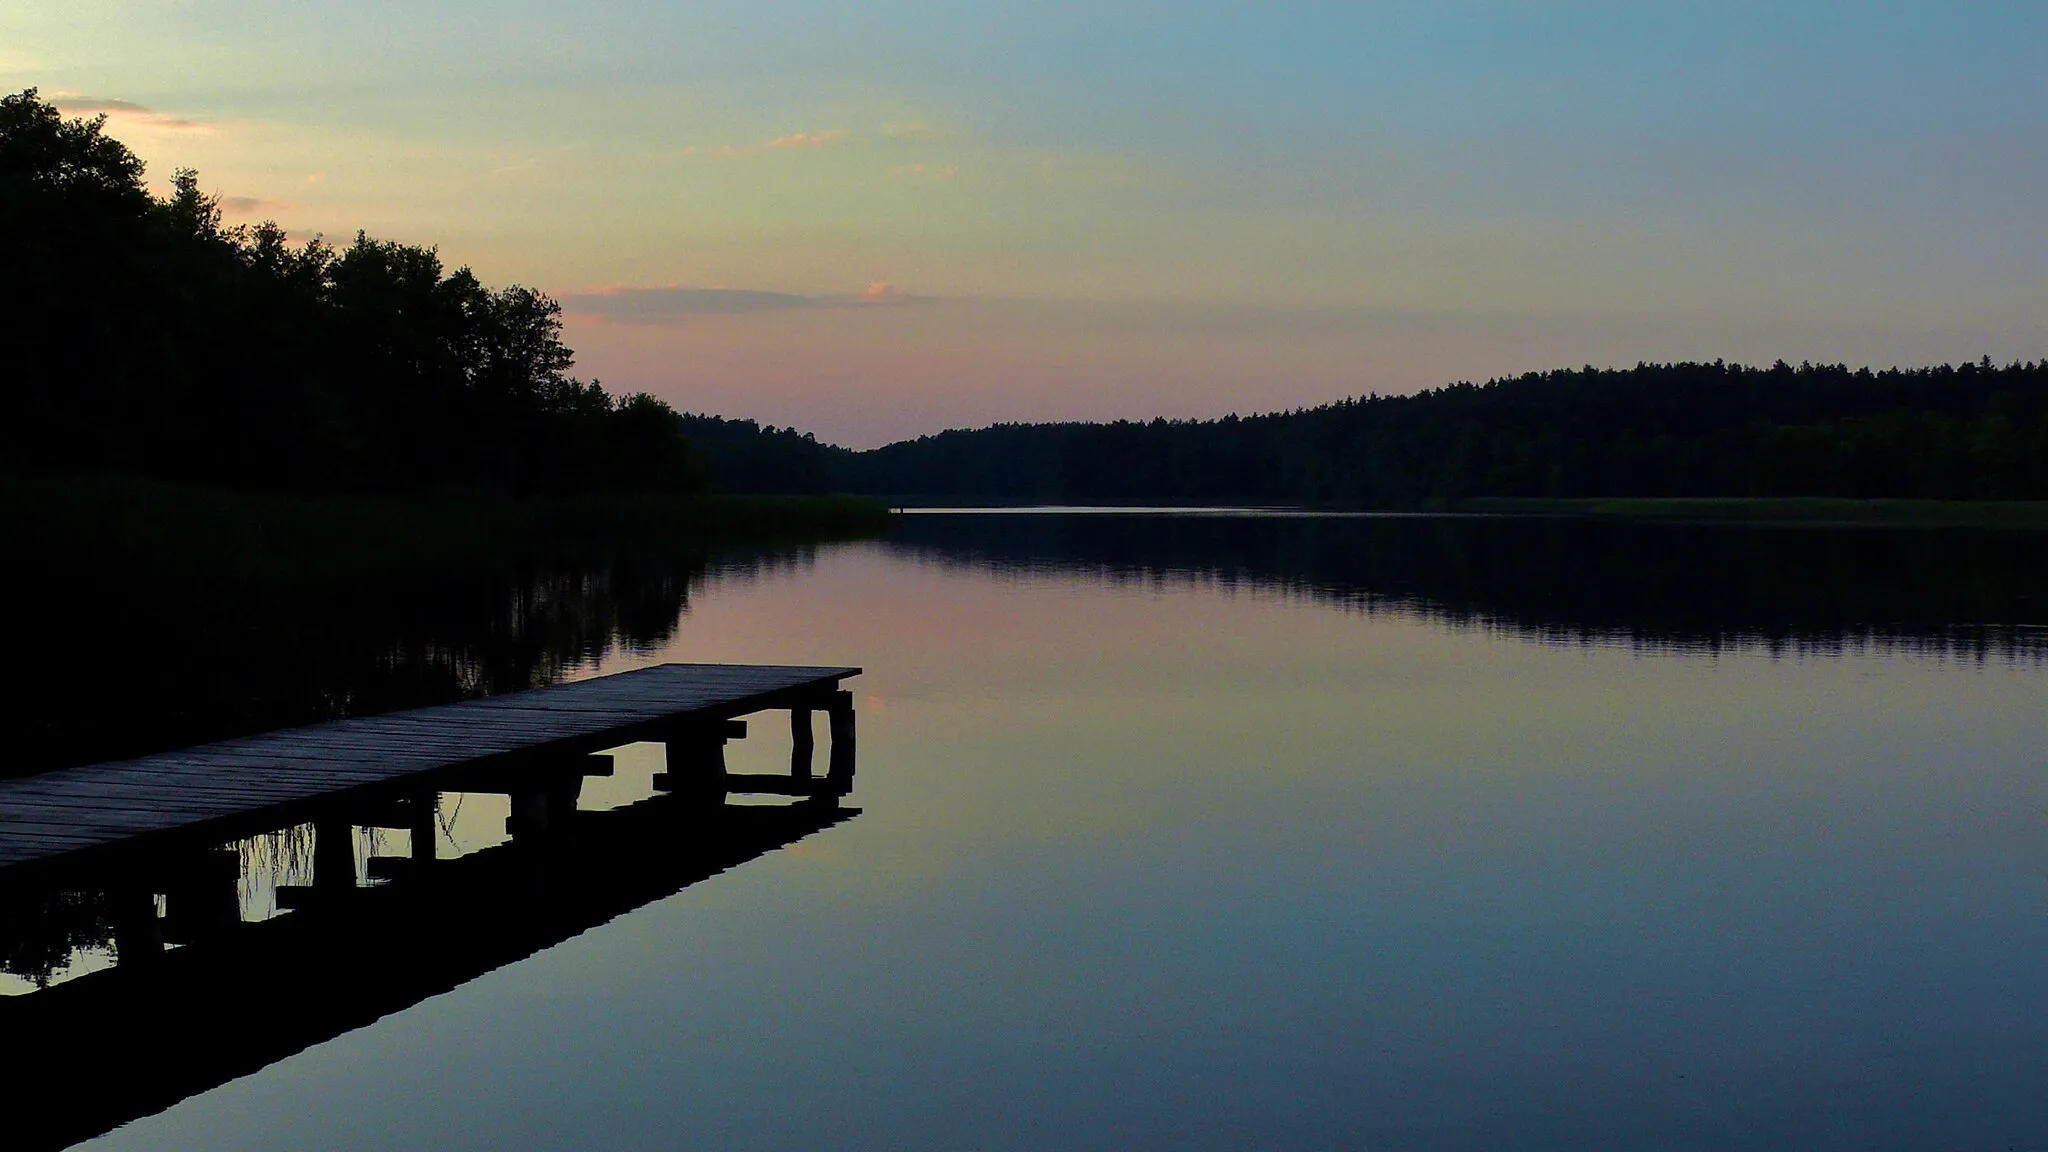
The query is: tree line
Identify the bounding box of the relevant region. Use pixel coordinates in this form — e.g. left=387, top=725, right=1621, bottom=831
left=672, top=413, right=846, bottom=495
left=832, top=359, right=2048, bottom=504
left=10, top=90, right=2045, bottom=505
left=0, top=89, right=703, bottom=495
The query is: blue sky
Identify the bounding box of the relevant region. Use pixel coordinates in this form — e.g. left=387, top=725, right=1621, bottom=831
left=5, top=1, right=2042, bottom=444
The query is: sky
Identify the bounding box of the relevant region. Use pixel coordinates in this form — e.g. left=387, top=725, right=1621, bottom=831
left=4, top=2, right=2044, bottom=447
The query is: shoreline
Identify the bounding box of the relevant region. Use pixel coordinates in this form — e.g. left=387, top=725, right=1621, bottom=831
left=2, top=472, right=894, bottom=562
left=882, top=495, right=2048, bottom=529
left=1450, top=496, right=2048, bottom=529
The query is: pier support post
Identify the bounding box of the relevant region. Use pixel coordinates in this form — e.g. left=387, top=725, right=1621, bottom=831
left=163, top=849, right=241, bottom=943
left=826, top=689, right=856, bottom=794
left=507, top=774, right=583, bottom=842
left=364, top=793, right=442, bottom=882
left=314, top=818, right=357, bottom=894
left=276, top=820, right=362, bottom=909
left=791, top=706, right=815, bottom=779
left=656, top=721, right=739, bottom=805
left=410, top=793, right=438, bottom=864
left=109, top=889, right=164, bottom=966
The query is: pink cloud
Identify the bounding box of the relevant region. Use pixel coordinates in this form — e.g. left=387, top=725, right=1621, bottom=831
left=53, top=96, right=214, bottom=134
left=563, top=282, right=921, bottom=325
left=857, top=281, right=911, bottom=305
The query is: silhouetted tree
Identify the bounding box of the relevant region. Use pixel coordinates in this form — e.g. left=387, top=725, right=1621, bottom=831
left=836, top=360, right=2048, bottom=505
left=0, top=89, right=707, bottom=496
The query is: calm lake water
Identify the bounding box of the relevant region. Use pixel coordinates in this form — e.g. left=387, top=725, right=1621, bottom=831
left=44, top=513, right=2048, bottom=1149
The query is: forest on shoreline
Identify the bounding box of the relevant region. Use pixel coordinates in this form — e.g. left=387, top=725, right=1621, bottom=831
left=828, top=359, right=2048, bottom=506
left=1, top=89, right=703, bottom=496
left=7, top=89, right=2046, bottom=512
left=669, top=360, right=2048, bottom=510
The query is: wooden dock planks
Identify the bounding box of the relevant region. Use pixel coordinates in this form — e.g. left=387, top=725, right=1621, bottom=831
left=0, top=662, right=858, bottom=873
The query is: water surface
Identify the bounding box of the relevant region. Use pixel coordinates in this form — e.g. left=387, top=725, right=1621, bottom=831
left=49, top=514, right=2048, bottom=1149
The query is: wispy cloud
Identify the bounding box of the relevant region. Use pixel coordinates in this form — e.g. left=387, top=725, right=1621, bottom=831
left=220, top=195, right=291, bottom=216
left=490, top=146, right=576, bottom=176
left=894, top=162, right=960, bottom=179
left=763, top=129, right=846, bottom=150
left=52, top=96, right=214, bottom=134
left=682, top=129, right=850, bottom=158
left=881, top=122, right=944, bottom=142
left=563, top=282, right=919, bottom=325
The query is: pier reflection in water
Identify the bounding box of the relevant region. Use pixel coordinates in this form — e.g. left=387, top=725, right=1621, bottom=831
left=0, top=716, right=858, bottom=1152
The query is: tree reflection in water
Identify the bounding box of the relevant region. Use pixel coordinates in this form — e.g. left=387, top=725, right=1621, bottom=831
left=889, top=512, right=2048, bottom=659
left=6, top=521, right=828, bottom=779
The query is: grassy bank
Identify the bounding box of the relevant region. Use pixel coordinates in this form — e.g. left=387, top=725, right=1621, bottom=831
left=2, top=472, right=892, bottom=576
left=1452, top=496, right=2048, bottom=529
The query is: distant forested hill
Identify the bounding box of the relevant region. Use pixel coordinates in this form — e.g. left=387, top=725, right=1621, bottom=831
left=832, top=360, right=2048, bottom=505
left=673, top=415, right=852, bottom=495
left=1, top=89, right=702, bottom=495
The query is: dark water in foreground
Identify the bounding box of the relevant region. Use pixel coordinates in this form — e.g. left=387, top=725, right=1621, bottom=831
left=15, top=513, right=2048, bottom=1149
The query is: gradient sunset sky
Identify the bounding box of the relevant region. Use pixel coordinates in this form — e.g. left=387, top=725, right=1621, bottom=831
left=6, top=2, right=2042, bottom=446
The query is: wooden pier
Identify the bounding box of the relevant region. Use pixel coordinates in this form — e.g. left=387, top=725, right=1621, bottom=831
left=0, top=662, right=860, bottom=880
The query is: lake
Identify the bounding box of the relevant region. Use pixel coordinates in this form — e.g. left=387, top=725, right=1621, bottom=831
left=18, top=511, right=2048, bottom=1149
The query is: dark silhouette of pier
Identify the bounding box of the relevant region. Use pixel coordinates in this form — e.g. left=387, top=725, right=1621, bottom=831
left=0, top=662, right=866, bottom=1150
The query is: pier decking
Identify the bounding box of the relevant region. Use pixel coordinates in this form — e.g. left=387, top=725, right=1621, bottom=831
left=0, top=662, right=860, bottom=878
